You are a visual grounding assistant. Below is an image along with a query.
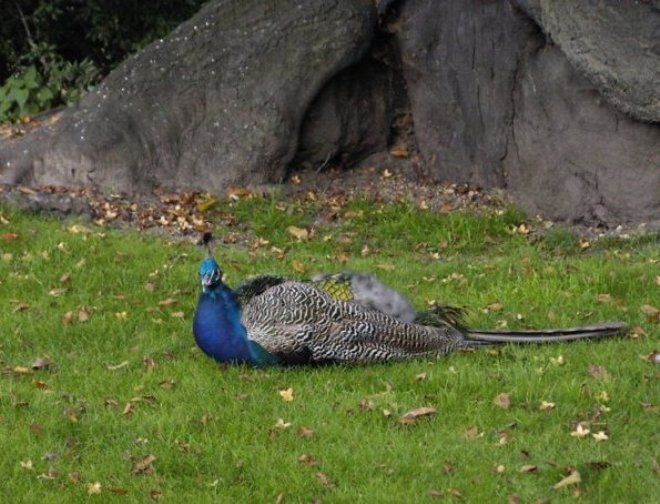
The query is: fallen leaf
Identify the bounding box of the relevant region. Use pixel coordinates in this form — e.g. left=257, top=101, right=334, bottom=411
left=62, top=311, right=75, bottom=325
left=415, top=372, right=428, bottom=381
left=553, top=469, right=581, bottom=489
left=296, top=427, right=315, bottom=437
left=494, top=393, right=512, bottom=409
left=464, top=425, right=482, bottom=438
left=20, top=460, right=33, bottom=470
left=550, top=355, right=565, bottom=366
left=144, top=357, right=155, bottom=371
left=389, top=146, right=409, bottom=158
left=275, top=418, right=292, bottom=429
left=67, top=224, right=93, bottom=234
left=34, top=380, right=48, bottom=389
left=539, top=401, right=556, bottom=412
left=597, top=293, right=612, bottom=303
left=159, top=379, right=175, bottom=389
left=381, top=168, right=393, bottom=179
left=48, top=288, right=67, bottom=297
left=291, top=260, right=306, bottom=273
left=150, top=489, right=163, bottom=500
left=107, top=361, right=129, bottom=371
left=87, top=482, right=102, bottom=495
left=592, top=431, right=609, bottom=442
left=77, top=307, right=91, bottom=322
left=158, top=298, right=177, bottom=307
left=287, top=226, right=309, bottom=241
left=587, top=365, right=610, bottom=379
left=640, top=304, right=659, bottom=323
left=298, top=453, right=317, bottom=466
left=399, top=406, right=437, bottom=425
left=279, top=388, right=294, bottom=402
left=132, top=454, right=156, bottom=475
left=108, top=487, right=129, bottom=495
left=1, top=232, right=20, bottom=241
left=315, top=472, right=335, bottom=488
left=578, top=238, right=591, bottom=250
left=486, top=302, right=503, bottom=312
left=630, top=325, right=646, bottom=338
left=519, top=465, right=538, bottom=473
left=570, top=424, right=590, bottom=438
left=13, top=303, right=30, bottom=313
left=170, top=311, right=185, bottom=318
left=31, top=356, right=51, bottom=370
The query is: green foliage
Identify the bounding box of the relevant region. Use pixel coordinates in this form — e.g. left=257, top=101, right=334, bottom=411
left=0, top=200, right=657, bottom=501
left=0, top=0, right=208, bottom=121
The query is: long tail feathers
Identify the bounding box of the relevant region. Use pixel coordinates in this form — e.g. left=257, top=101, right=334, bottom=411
left=463, top=321, right=627, bottom=346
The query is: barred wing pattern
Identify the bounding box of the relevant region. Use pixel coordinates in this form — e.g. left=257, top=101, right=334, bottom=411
left=242, top=282, right=466, bottom=364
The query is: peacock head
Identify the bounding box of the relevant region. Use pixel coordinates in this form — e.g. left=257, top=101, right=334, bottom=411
left=199, top=257, right=222, bottom=291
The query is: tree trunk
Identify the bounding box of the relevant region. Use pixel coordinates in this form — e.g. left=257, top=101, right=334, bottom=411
left=0, top=0, right=658, bottom=225
left=0, top=0, right=376, bottom=191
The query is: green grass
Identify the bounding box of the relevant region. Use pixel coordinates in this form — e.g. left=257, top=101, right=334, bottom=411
left=0, top=197, right=658, bottom=503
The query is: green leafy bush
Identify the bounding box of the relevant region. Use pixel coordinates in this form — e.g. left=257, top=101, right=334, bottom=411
left=0, top=0, right=208, bottom=122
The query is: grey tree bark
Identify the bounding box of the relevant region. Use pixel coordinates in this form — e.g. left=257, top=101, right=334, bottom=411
left=0, top=0, right=658, bottom=225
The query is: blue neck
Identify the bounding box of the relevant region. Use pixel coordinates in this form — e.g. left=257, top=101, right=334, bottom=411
left=193, top=283, right=277, bottom=366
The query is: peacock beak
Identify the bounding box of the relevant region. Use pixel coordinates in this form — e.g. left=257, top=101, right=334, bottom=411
left=201, top=275, right=214, bottom=287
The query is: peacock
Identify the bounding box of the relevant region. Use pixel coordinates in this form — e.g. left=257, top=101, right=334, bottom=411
left=192, top=238, right=627, bottom=366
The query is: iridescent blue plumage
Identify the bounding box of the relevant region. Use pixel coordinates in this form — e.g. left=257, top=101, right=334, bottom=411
left=193, top=258, right=278, bottom=365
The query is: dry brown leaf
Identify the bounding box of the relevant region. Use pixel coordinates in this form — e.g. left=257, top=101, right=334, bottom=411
left=415, top=372, right=428, bottom=381
left=279, top=388, right=294, bottom=402
left=539, top=401, right=556, bottom=412
left=132, top=454, right=156, bottom=475
left=592, top=431, right=609, bottom=442
left=389, top=146, right=409, bottom=158
left=287, top=226, right=309, bottom=241
left=108, top=487, right=129, bottom=495
left=296, top=426, right=315, bottom=437
left=587, top=365, right=610, bottom=379
left=494, top=393, right=512, bottom=409
left=291, top=260, right=306, bottom=273
left=107, top=361, right=129, bottom=371
left=553, top=469, right=581, bottom=489
left=159, top=379, right=175, bottom=390
left=298, top=453, right=317, bottom=466
left=640, top=304, right=659, bottom=323
left=14, top=303, right=30, bottom=313
left=597, top=293, right=612, bottom=303
left=48, top=288, right=67, bottom=297
left=34, top=380, right=48, bottom=389
left=31, top=356, right=51, bottom=370
left=315, top=472, right=335, bottom=488
left=1, top=232, right=20, bottom=241
left=158, top=298, right=177, bottom=307
left=464, top=425, right=482, bottom=438
left=67, top=224, right=93, bottom=234
left=87, top=482, right=102, bottom=495
left=170, top=311, right=185, bottom=318
left=77, top=307, right=90, bottom=322
left=519, top=464, right=538, bottom=473
left=275, top=418, right=291, bottom=429
left=570, top=424, right=590, bottom=438
left=399, top=406, right=437, bottom=425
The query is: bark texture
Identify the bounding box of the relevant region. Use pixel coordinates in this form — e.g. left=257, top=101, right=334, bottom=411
left=0, top=0, right=376, bottom=190
left=0, top=0, right=658, bottom=224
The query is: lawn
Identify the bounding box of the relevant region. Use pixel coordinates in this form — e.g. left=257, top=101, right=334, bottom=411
left=0, top=193, right=658, bottom=502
